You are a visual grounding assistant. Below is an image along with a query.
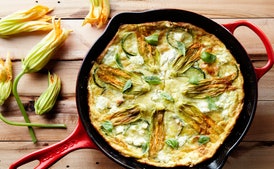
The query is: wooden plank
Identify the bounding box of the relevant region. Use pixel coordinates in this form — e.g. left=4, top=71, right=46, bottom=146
left=224, top=141, right=274, bottom=169
left=244, top=101, right=274, bottom=141
left=10, top=61, right=82, bottom=96
left=0, top=96, right=77, bottom=141
left=0, top=20, right=103, bottom=61
left=1, top=141, right=274, bottom=169
left=0, top=0, right=274, bottom=18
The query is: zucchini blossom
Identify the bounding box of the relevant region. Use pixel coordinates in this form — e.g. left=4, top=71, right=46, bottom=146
left=0, top=54, right=12, bottom=105
left=171, top=43, right=202, bottom=77
left=82, top=0, right=110, bottom=28
left=0, top=5, right=53, bottom=38
left=22, top=18, right=71, bottom=73
left=94, top=64, right=150, bottom=95
left=106, top=105, right=142, bottom=126
left=34, top=72, right=61, bottom=115
left=183, top=73, right=238, bottom=99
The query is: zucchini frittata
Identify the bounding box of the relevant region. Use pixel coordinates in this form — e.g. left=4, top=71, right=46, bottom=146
left=87, top=21, right=244, bottom=167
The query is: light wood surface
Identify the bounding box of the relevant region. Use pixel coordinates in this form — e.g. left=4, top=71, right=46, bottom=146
left=0, top=0, right=274, bottom=168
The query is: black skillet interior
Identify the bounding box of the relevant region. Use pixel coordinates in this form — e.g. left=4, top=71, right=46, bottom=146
left=76, top=9, right=258, bottom=169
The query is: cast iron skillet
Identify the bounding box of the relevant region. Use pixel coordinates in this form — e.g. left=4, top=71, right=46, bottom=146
left=10, top=9, right=274, bottom=169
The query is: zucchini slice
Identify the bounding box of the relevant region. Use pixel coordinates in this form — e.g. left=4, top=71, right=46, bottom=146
left=121, top=32, right=138, bottom=56
left=92, top=67, right=106, bottom=88
left=218, top=63, right=239, bottom=81
left=184, top=67, right=205, bottom=85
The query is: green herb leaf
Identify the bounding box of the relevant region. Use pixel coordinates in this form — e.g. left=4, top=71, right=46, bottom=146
left=160, top=92, right=174, bottom=102
left=144, top=76, right=161, bottom=85
left=198, top=135, right=210, bottom=145
left=122, top=80, right=132, bottom=93
left=141, top=142, right=149, bottom=153
left=145, top=33, right=159, bottom=46
left=101, top=121, right=113, bottom=133
left=207, top=96, right=217, bottom=111
left=165, top=138, right=179, bottom=149
left=177, top=41, right=186, bottom=56
left=201, top=52, right=216, bottom=64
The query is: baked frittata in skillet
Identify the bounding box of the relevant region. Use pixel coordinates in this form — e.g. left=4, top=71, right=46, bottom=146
left=87, top=21, right=244, bottom=167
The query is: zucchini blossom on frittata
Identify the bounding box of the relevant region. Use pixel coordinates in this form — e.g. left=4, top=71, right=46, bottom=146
left=82, top=0, right=110, bottom=28
left=0, top=5, right=53, bottom=38
left=0, top=54, right=12, bottom=105
left=94, top=64, right=151, bottom=95
left=22, top=18, right=71, bottom=73
left=171, top=43, right=202, bottom=77
left=34, top=72, right=61, bottom=115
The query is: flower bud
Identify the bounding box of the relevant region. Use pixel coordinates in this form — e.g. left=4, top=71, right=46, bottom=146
left=0, top=55, right=12, bottom=105
left=22, top=18, right=71, bottom=73
left=0, top=5, right=53, bottom=38
left=34, top=72, right=61, bottom=115
left=82, top=0, right=110, bottom=28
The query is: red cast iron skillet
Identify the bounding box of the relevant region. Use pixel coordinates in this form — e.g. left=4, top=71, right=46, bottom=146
left=10, top=9, right=274, bottom=169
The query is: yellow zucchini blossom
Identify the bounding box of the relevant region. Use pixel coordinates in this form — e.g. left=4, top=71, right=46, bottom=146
left=34, top=72, right=61, bottom=115
left=0, top=54, right=12, bottom=105
left=82, top=0, right=110, bottom=28
left=22, top=18, right=71, bottom=73
left=0, top=5, right=53, bottom=38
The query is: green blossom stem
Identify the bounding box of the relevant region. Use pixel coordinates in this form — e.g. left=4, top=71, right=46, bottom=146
left=12, top=71, right=67, bottom=143
left=12, top=71, right=37, bottom=143
left=0, top=113, right=66, bottom=128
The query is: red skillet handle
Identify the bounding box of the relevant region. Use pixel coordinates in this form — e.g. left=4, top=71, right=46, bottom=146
left=223, top=20, right=274, bottom=81
left=9, top=119, right=98, bottom=169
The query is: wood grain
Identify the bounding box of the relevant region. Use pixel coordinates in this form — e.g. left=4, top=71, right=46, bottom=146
left=0, top=0, right=274, bottom=18
left=0, top=0, right=274, bottom=169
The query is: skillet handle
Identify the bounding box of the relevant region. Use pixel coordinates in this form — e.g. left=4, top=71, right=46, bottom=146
left=9, top=119, right=98, bottom=169
left=223, top=20, right=274, bottom=81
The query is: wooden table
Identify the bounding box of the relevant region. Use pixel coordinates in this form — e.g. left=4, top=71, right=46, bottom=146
left=0, top=0, right=274, bottom=168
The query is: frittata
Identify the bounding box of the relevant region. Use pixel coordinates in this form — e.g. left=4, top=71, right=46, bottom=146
left=87, top=21, right=244, bottom=167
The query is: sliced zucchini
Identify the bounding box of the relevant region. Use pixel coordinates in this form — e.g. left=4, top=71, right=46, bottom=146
left=115, top=53, right=123, bottom=69
left=166, top=114, right=184, bottom=137
left=218, top=63, right=239, bottom=80
left=184, top=67, right=205, bottom=85
left=166, top=28, right=193, bottom=55
left=92, top=67, right=106, bottom=88
left=121, top=32, right=138, bottom=56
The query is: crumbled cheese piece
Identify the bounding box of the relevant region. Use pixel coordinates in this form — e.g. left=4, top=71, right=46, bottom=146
left=129, top=55, right=144, bottom=65
left=173, top=32, right=184, bottom=41
left=141, top=122, right=148, bottom=129
left=95, top=96, right=109, bottom=110
left=216, top=92, right=235, bottom=109
left=133, top=137, right=146, bottom=146
left=151, top=90, right=161, bottom=101
left=125, top=137, right=133, bottom=144
left=217, top=52, right=229, bottom=64
left=115, top=125, right=125, bottom=134
left=178, top=136, right=189, bottom=147
left=157, top=150, right=171, bottom=163
left=160, top=49, right=177, bottom=67
left=195, top=100, right=210, bottom=113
